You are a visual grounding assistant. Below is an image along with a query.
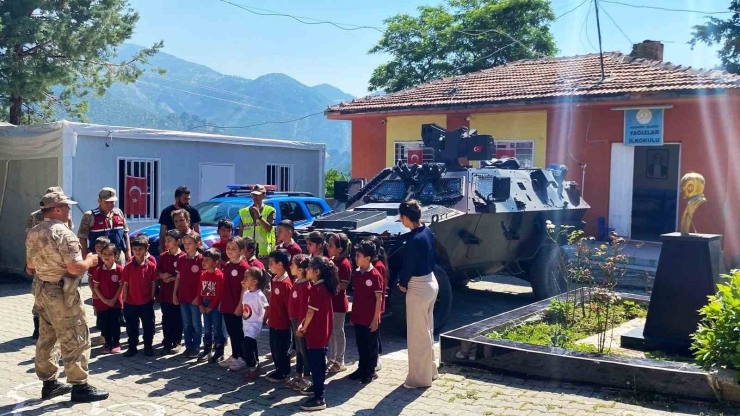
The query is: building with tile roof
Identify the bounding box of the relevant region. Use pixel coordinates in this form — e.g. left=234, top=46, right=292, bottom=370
left=326, top=41, right=740, bottom=265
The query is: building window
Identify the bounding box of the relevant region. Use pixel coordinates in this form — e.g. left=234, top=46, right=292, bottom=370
left=394, top=141, right=435, bottom=164
left=495, top=141, right=534, bottom=168
left=117, top=158, right=160, bottom=222
left=266, top=164, right=293, bottom=192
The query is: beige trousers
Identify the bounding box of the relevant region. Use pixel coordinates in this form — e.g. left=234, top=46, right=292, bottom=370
left=35, top=281, right=90, bottom=384
left=404, top=273, right=439, bottom=388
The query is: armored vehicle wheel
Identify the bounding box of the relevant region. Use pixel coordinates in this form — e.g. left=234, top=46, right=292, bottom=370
left=528, top=242, right=568, bottom=300
left=450, top=276, right=470, bottom=289
left=388, top=264, right=453, bottom=336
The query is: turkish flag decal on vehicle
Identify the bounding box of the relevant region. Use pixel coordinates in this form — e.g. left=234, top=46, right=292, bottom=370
left=407, top=148, right=424, bottom=164
left=125, top=176, right=148, bottom=216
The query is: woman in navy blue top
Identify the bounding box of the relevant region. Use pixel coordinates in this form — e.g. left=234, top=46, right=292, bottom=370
left=397, top=200, right=439, bottom=389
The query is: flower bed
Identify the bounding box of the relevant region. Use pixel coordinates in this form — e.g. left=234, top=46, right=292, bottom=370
left=487, top=297, right=647, bottom=354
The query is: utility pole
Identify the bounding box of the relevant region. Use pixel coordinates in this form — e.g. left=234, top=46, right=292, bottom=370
left=593, top=0, right=605, bottom=81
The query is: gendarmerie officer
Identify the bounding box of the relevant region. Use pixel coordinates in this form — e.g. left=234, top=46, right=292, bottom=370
left=25, top=190, right=108, bottom=402
left=26, top=186, right=74, bottom=339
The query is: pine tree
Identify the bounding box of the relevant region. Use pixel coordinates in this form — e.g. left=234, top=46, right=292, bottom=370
left=0, top=0, right=163, bottom=125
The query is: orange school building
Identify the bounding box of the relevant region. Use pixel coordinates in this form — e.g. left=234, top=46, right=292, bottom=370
left=326, top=42, right=740, bottom=266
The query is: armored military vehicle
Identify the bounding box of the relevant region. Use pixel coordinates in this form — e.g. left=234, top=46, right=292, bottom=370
left=299, top=124, right=589, bottom=334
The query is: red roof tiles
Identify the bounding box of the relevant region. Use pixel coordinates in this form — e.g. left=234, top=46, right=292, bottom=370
left=327, top=53, right=740, bottom=115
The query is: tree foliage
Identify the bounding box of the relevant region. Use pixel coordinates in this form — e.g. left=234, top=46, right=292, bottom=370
left=324, top=168, right=349, bottom=198
left=368, top=0, right=557, bottom=93
left=689, top=0, right=740, bottom=73
left=0, top=0, right=163, bottom=125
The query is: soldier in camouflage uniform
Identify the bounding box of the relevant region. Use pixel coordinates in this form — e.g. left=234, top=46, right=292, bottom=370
left=26, top=186, right=74, bottom=340
left=26, top=191, right=109, bottom=402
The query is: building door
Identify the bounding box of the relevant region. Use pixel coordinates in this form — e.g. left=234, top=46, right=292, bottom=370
left=200, top=163, right=235, bottom=203
left=608, top=143, right=635, bottom=237
left=630, top=144, right=681, bottom=241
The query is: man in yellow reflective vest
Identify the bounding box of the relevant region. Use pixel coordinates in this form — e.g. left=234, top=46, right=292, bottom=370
left=237, top=184, right=276, bottom=257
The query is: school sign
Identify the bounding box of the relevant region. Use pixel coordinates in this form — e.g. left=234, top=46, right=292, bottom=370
left=623, top=108, right=664, bottom=146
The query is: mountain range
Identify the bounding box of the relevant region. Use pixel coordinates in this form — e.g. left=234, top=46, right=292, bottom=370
left=76, top=44, right=354, bottom=173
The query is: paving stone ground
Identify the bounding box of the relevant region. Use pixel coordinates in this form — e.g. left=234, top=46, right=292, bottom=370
left=0, top=276, right=736, bottom=416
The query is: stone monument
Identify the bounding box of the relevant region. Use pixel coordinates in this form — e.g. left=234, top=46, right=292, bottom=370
left=622, top=172, right=723, bottom=354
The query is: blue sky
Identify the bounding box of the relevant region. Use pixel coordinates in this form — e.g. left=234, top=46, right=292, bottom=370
left=127, top=0, right=728, bottom=97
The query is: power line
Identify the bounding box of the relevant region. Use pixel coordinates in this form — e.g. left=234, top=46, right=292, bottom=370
left=134, top=80, right=294, bottom=114
left=593, top=0, right=606, bottom=81
left=599, top=3, right=634, bottom=46
left=142, top=73, right=274, bottom=105
left=599, top=0, right=732, bottom=14
left=579, top=1, right=594, bottom=53
left=217, top=0, right=383, bottom=32
left=585, top=1, right=598, bottom=52
left=185, top=111, right=325, bottom=132
left=554, top=0, right=590, bottom=20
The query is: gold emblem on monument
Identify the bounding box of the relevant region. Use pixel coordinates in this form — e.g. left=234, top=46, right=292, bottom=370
left=679, top=172, right=706, bottom=234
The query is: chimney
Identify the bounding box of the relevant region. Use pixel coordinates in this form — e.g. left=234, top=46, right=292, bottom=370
left=630, top=40, right=664, bottom=61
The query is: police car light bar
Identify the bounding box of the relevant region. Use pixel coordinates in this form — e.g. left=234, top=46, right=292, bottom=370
left=226, top=184, right=278, bottom=192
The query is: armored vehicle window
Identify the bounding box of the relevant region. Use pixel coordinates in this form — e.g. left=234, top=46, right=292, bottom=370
left=417, top=178, right=463, bottom=204
left=365, top=179, right=407, bottom=203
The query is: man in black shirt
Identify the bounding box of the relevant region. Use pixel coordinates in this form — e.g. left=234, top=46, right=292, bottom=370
left=158, top=186, right=201, bottom=253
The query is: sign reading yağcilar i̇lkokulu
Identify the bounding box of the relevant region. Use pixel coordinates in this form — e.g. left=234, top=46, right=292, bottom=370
left=624, top=108, right=664, bottom=146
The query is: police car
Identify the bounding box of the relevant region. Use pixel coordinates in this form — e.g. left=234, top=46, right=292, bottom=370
left=130, top=184, right=332, bottom=257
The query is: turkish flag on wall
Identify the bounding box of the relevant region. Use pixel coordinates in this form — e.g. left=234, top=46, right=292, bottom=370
left=407, top=149, right=424, bottom=164
left=125, top=176, right=148, bottom=216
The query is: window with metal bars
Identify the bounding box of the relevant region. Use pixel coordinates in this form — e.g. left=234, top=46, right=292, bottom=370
left=394, top=141, right=435, bottom=164
left=266, top=164, right=293, bottom=192
left=495, top=141, right=534, bottom=168
left=117, top=158, right=160, bottom=222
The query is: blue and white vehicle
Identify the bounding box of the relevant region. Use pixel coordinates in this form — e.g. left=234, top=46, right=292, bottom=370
left=130, top=185, right=332, bottom=257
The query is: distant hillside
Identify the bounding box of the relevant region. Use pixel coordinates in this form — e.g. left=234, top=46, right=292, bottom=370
left=75, top=44, right=353, bottom=173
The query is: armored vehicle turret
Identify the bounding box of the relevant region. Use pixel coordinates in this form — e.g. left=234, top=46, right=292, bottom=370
left=298, top=124, right=589, bottom=334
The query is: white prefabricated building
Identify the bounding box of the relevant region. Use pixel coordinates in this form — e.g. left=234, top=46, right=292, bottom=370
left=0, top=120, right=326, bottom=275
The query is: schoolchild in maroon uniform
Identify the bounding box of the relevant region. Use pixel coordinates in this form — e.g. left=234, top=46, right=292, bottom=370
left=286, top=254, right=312, bottom=391
left=326, top=233, right=351, bottom=373
left=198, top=249, right=226, bottom=363
left=348, top=240, right=384, bottom=384
left=242, top=237, right=266, bottom=296
left=173, top=231, right=204, bottom=358
left=122, top=235, right=158, bottom=357
left=242, top=237, right=265, bottom=268
left=276, top=219, right=302, bottom=362
left=211, top=219, right=234, bottom=265
left=367, top=235, right=389, bottom=370
left=276, top=220, right=302, bottom=263
left=219, top=236, right=249, bottom=371
left=157, top=229, right=185, bottom=355
left=90, top=236, right=110, bottom=348
left=93, top=243, right=124, bottom=354
left=265, top=250, right=294, bottom=383
left=305, top=231, right=326, bottom=258
left=295, top=256, right=338, bottom=411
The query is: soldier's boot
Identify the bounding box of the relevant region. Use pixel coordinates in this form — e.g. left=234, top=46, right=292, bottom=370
left=70, top=384, right=109, bottom=403
left=41, top=380, right=72, bottom=400
left=32, top=317, right=39, bottom=339
left=197, top=340, right=212, bottom=362
left=209, top=344, right=225, bottom=364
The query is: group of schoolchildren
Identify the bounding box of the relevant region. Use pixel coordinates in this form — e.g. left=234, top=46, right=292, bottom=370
left=87, top=214, right=388, bottom=411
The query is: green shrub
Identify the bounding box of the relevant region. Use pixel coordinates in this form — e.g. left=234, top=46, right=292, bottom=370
left=691, top=270, right=740, bottom=373
left=544, top=299, right=574, bottom=325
